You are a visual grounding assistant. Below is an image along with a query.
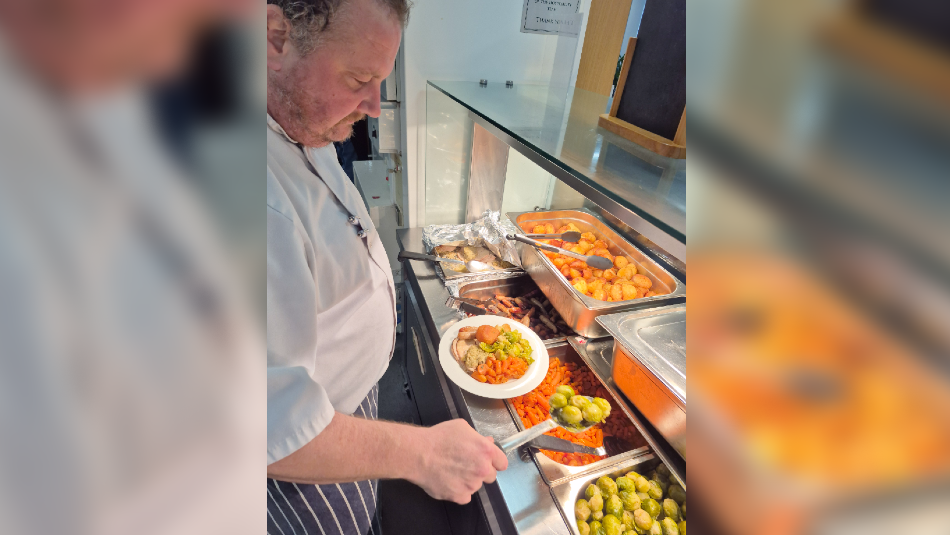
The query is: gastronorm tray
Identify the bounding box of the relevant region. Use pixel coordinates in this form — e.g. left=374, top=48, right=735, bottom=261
left=456, top=275, right=574, bottom=346
left=507, top=209, right=685, bottom=338
left=549, top=453, right=661, bottom=535
left=597, top=305, right=686, bottom=458
left=503, top=343, right=650, bottom=487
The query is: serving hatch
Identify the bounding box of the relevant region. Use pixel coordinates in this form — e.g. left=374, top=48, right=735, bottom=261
left=507, top=209, right=684, bottom=338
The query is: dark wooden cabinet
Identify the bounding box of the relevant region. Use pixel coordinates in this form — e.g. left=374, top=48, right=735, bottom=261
left=402, top=283, right=494, bottom=535
left=404, top=284, right=453, bottom=427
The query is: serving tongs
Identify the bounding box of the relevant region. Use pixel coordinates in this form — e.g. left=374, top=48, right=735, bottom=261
left=523, top=434, right=607, bottom=456
left=507, top=234, right=614, bottom=270
left=445, top=296, right=489, bottom=316
left=495, top=396, right=605, bottom=455
left=446, top=296, right=517, bottom=319
left=525, top=231, right=582, bottom=242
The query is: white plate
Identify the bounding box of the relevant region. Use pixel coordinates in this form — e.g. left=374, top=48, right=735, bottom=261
left=438, top=315, right=549, bottom=399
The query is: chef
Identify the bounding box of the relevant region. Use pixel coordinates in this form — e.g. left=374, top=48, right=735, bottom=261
left=265, top=1, right=508, bottom=533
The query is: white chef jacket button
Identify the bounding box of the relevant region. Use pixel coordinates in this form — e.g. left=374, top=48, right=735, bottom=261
left=348, top=216, right=358, bottom=224
left=357, top=230, right=367, bottom=238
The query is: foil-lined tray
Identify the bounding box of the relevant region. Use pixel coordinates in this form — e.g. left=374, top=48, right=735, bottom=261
left=422, top=210, right=523, bottom=284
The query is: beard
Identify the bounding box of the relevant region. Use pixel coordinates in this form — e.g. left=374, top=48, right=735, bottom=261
left=268, top=68, right=365, bottom=147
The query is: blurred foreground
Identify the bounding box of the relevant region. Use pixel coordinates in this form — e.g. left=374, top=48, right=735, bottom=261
left=0, top=1, right=264, bottom=534
left=688, top=0, right=950, bottom=533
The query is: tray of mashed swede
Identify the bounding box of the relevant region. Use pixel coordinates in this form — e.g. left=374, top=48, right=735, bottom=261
left=438, top=315, right=549, bottom=399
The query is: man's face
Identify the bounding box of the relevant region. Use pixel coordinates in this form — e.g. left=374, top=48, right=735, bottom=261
left=267, top=0, right=402, bottom=147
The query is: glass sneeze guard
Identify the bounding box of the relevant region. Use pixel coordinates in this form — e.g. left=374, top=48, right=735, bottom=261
left=426, top=81, right=685, bottom=256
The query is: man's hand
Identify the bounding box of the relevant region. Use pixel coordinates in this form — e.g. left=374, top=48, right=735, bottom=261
left=267, top=413, right=508, bottom=505
left=406, top=419, right=509, bottom=504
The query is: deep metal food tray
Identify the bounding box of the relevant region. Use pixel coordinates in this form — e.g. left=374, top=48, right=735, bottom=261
left=456, top=275, right=572, bottom=346
left=503, top=343, right=650, bottom=487
left=549, top=454, right=662, bottom=535
left=598, top=305, right=686, bottom=459
left=507, top=209, right=685, bottom=338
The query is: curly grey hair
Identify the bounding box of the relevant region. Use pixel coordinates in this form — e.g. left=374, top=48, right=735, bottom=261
left=268, top=0, right=410, bottom=55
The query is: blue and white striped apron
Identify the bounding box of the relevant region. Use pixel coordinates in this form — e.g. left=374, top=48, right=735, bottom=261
left=267, top=384, right=381, bottom=535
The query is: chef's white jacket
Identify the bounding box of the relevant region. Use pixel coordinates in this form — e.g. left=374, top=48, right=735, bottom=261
left=266, top=115, right=397, bottom=464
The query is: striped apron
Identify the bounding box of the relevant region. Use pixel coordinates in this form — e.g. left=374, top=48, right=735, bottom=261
left=267, top=384, right=381, bottom=535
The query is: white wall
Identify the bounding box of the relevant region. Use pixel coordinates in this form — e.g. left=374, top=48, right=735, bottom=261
left=401, top=0, right=589, bottom=227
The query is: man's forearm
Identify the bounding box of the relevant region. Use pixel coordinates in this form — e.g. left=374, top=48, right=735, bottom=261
left=267, top=411, right=424, bottom=484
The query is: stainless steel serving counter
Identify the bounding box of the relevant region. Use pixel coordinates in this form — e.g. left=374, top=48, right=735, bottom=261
left=397, top=227, right=687, bottom=535
left=397, top=227, right=572, bottom=535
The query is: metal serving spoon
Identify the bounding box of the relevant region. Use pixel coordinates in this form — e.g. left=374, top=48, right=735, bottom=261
left=496, top=396, right=603, bottom=454
left=525, top=231, right=583, bottom=243
left=397, top=251, right=493, bottom=273
left=507, top=234, right=614, bottom=271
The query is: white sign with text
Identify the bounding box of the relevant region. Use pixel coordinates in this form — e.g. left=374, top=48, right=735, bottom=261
left=521, top=0, right=582, bottom=37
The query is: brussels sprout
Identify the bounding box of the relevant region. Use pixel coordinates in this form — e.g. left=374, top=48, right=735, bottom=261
left=648, top=520, right=663, bottom=535
left=556, top=385, right=576, bottom=398
left=647, top=480, right=663, bottom=500
left=597, top=476, right=619, bottom=496
left=677, top=520, right=685, bottom=535
left=667, top=485, right=686, bottom=505
left=550, top=393, right=568, bottom=409
left=589, top=520, right=603, bottom=535
left=633, top=509, right=653, bottom=531
left=575, top=499, right=592, bottom=521
left=592, top=397, right=611, bottom=417
left=624, top=531, right=636, bottom=535
left=634, top=475, right=652, bottom=493
left=604, top=494, right=623, bottom=516
left=641, top=498, right=661, bottom=519
left=577, top=520, right=591, bottom=535
left=615, top=476, right=635, bottom=491
left=586, top=484, right=602, bottom=500
left=626, top=471, right=642, bottom=480
left=661, top=499, right=680, bottom=522
left=636, top=492, right=650, bottom=501
left=583, top=404, right=604, bottom=424
left=652, top=476, right=669, bottom=495
left=655, top=464, right=671, bottom=479
left=605, top=524, right=623, bottom=535
left=602, top=513, right=622, bottom=532
left=619, top=490, right=641, bottom=511
left=588, top=493, right=604, bottom=512
left=560, top=405, right=584, bottom=424
left=660, top=518, right=679, bottom=535
left=592, top=510, right=604, bottom=521
left=680, top=503, right=686, bottom=519
left=621, top=510, right=636, bottom=530
left=571, top=395, right=591, bottom=409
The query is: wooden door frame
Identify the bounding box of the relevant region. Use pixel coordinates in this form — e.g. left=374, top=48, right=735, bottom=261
left=575, top=0, right=636, bottom=96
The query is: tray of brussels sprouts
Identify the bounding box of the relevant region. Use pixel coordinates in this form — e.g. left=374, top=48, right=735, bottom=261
left=549, top=454, right=687, bottom=535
